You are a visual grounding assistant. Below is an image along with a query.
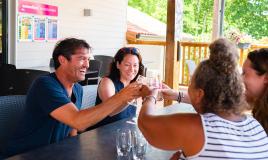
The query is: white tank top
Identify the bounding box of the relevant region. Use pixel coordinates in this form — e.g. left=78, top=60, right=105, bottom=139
left=182, top=113, right=268, bottom=160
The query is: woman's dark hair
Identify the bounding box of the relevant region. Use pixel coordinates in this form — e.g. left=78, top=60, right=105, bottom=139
left=108, top=47, right=144, bottom=82
left=193, top=38, right=245, bottom=115
left=248, top=48, right=268, bottom=134
left=52, top=38, right=91, bottom=69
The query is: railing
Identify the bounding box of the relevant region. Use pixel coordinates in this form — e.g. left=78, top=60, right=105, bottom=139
left=179, top=42, right=268, bottom=86
left=127, top=40, right=268, bottom=86
left=179, top=42, right=209, bottom=86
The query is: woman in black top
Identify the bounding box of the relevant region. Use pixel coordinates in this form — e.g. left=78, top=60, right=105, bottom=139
left=88, top=47, right=144, bottom=130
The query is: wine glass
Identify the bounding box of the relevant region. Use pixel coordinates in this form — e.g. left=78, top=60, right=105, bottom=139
left=127, top=75, right=146, bottom=107
left=131, top=131, right=148, bottom=160
left=116, top=129, right=132, bottom=159
left=147, top=76, right=163, bottom=101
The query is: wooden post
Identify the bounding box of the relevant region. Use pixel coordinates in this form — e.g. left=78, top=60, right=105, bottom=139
left=219, top=0, right=225, bottom=37
left=164, top=0, right=179, bottom=106
left=212, top=0, right=220, bottom=40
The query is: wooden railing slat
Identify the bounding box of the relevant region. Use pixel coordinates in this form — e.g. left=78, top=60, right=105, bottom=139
left=128, top=40, right=268, bottom=86
left=182, top=46, right=186, bottom=85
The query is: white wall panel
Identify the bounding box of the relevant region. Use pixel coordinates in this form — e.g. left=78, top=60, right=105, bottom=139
left=12, top=0, right=127, bottom=68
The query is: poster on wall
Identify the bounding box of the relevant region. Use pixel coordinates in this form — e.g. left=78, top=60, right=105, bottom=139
left=47, top=18, right=58, bottom=41
left=34, top=17, right=46, bottom=41
left=18, top=0, right=59, bottom=42
left=18, top=15, right=33, bottom=41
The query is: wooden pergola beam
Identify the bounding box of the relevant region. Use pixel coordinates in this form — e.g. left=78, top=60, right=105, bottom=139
left=212, top=0, right=220, bottom=40
left=164, top=0, right=180, bottom=105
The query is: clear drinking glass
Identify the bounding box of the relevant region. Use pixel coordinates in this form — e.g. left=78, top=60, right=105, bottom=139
left=136, top=75, right=146, bottom=84
left=127, top=75, right=146, bottom=106
left=116, top=129, right=132, bottom=159
left=138, top=75, right=163, bottom=101
left=127, top=98, right=138, bottom=107
left=132, top=131, right=148, bottom=160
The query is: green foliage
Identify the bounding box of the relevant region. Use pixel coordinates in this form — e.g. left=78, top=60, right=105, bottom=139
left=225, top=0, right=268, bottom=39
left=128, top=0, right=268, bottom=40
left=128, top=0, right=167, bottom=23
left=183, top=0, right=214, bottom=37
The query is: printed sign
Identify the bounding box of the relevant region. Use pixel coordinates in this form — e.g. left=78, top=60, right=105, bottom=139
left=47, top=18, right=58, bottom=41
left=34, top=17, right=46, bottom=41
left=18, top=15, right=33, bottom=41
left=18, top=0, right=58, bottom=17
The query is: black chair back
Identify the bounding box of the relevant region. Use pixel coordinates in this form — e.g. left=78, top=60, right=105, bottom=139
left=89, top=59, right=102, bottom=73
left=0, top=64, right=17, bottom=96
left=0, top=95, right=26, bottom=157
left=93, top=55, right=113, bottom=77
left=79, top=60, right=102, bottom=86
left=49, top=58, right=54, bottom=68
left=0, top=54, right=2, bottom=64
left=15, top=69, right=49, bottom=95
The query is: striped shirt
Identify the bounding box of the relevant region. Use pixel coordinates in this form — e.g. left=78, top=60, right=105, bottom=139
left=184, top=113, right=268, bottom=160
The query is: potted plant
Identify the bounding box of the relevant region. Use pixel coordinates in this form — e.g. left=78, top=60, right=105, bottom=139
left=225, top=28, right=252, bottom=49
left=237, top=33, right=252, bottom=49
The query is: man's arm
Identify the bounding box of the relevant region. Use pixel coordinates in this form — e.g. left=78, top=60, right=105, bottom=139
left=50, top=83, right=141, bottom=132
left=69, top=129, right=78, bottom=136
left=98, top=77, right=130, bottom=116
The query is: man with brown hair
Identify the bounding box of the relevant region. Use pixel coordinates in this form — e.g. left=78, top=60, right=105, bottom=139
left=4, top=38, right=141, bottom=157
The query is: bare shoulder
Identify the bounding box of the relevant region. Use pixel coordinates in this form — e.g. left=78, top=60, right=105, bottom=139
left=140, top=113, right=204, bottom=155
left=170, top=114, right=203, bottom=137
left=177, top=114, right=204, bottom=157
left=99, top=77, right=113, bottom=85
left=159, top=113, right=204, bottom=156
left=98, top=77, right=115, bottom=101
left=98, top=77, right=114, bottom=89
